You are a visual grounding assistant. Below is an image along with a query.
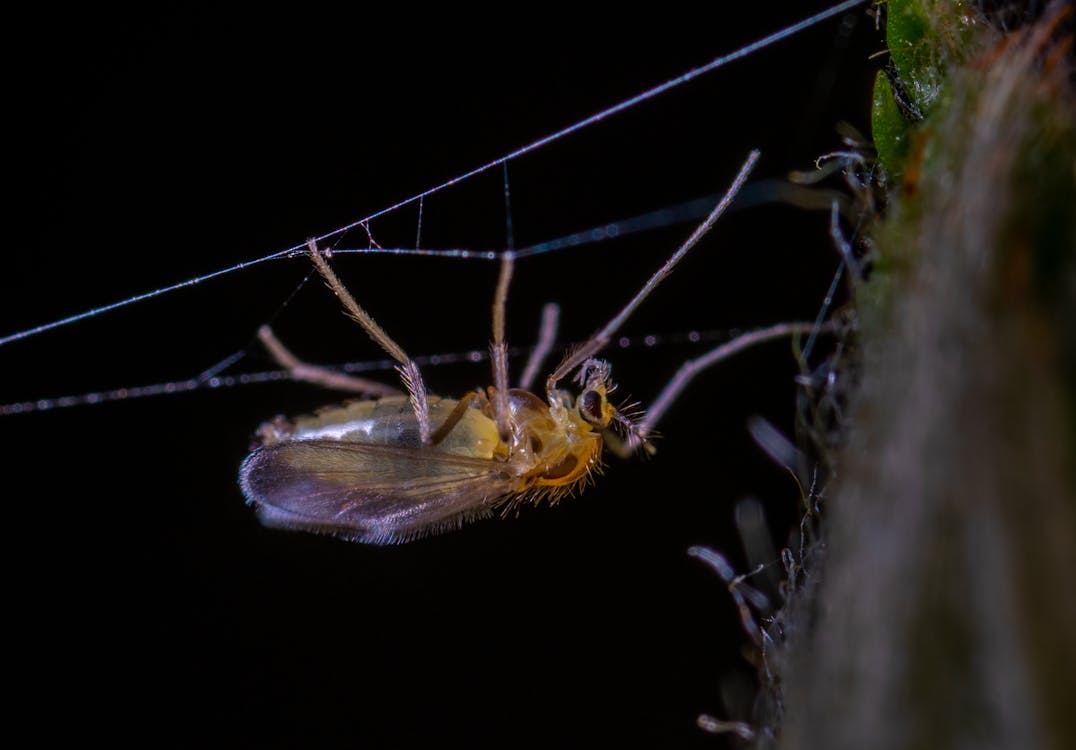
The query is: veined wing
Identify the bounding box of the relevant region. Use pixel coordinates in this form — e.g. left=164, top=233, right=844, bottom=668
left=240, top=440, right=518, bottom=544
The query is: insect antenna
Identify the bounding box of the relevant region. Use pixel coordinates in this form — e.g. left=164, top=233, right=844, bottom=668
left=610, top=403, right=657, bottom=458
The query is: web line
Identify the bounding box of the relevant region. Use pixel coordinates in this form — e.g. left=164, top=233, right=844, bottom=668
left=0, top=0, right=866, bottom=349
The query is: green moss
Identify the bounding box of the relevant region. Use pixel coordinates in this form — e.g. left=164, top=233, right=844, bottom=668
left=886, top=0, right=943, bottom=110
left=871, top=0, right=981, bottom=175
left=871, top=72, right=912, bottom=175
left=887, top=0, right=978, bottom=106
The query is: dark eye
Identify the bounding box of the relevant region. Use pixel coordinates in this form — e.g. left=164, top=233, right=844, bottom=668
left=579, top=390, right=604, bottom=425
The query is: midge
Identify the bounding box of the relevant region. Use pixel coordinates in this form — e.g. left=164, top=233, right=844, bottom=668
left=241, top=151, right=796, bottom=544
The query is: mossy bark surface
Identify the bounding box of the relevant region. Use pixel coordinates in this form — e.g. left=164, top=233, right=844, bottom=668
left=774, top=4, right=1076, bottom=750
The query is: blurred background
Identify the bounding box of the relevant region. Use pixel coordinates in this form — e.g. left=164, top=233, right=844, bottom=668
left=3, top=3, right=879, bottom=746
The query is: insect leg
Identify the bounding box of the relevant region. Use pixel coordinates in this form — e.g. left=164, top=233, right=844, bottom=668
left=489, top=251, right=514, bottom=440
left=307, top=239, right=434, bottom=444
left=622, top=321, right=830, bottom=452
left=545, top=149, right=760, bottom=401
left=518, top=302, right=560, bottom=391
left=257, top=325, right=401, bottom=396
left=428, top=389, right=487, bottom=445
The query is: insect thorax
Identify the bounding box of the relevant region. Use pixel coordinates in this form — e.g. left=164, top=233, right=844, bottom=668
left=504, top=388, right=603, bottom=492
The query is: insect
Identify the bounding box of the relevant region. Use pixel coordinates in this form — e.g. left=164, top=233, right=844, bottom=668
left=240, top=151, right=792, bottom=544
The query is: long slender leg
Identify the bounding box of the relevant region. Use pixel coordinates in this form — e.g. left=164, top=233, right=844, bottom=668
left=257, top=326, right=401, bottom=396
left=489, top=251, right=514, bottom=440
left=605, top=321, right=832, bottom=458
left=546, top=150, right=760, bottom=401
left=427, top=390, right=481, bottom=445
left=307, top=239, right=433, bottom=444
left=518, top=302, right=560, bottom=392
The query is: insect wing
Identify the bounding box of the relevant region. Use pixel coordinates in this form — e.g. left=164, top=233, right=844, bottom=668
left=240, top=439, right=516, bottom=544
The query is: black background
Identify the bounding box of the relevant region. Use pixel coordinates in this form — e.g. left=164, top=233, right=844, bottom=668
left=5, top=4, right=878, bottom=747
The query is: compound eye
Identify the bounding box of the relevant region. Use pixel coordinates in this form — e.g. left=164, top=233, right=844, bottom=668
left=579, top=390, right=605, bottom=426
